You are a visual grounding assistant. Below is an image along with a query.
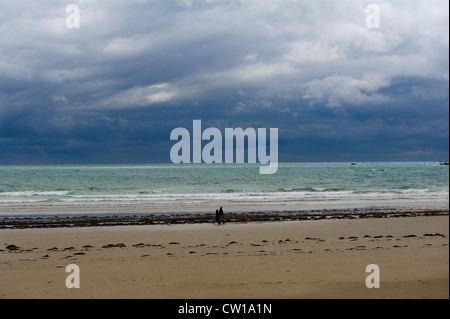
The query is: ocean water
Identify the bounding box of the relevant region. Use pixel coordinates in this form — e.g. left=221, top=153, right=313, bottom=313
left=0, top=162, right=448, bottom=215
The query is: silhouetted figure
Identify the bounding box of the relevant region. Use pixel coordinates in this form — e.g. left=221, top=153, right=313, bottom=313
left=214, top=209, right=220, bottom=225
left=219, top=206, right=224, bottom=225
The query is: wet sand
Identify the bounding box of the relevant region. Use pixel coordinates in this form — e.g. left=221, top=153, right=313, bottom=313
left=0, top=212, right=448, bottom=299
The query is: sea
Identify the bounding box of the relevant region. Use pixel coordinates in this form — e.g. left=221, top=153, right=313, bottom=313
left=0, top=162, right=448, bottom=216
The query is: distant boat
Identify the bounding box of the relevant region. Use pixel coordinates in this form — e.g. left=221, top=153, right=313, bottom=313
left=350, top=163, right=357, bottom=166
left=440, top=162, right=449, bottom=166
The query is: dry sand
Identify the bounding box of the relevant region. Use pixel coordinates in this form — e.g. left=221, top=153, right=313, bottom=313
left=0, top=215, right=448, bottom=299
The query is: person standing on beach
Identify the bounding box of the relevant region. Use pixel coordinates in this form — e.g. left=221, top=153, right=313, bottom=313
left=219, top=206, right=224, bottom=225
left=214, top=209, right=220, bottom=225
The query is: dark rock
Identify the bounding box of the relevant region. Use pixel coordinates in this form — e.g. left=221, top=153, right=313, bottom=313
left=103, top=243, right=125, bottom=248
left=424, top=233, right=446, bottom=237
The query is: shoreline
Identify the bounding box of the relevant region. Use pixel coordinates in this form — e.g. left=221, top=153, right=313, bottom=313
left=0, top=206, right=448, bottom=229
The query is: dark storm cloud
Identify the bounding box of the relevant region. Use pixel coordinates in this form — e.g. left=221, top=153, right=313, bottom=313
left=0, top=0, right=448, bottom=164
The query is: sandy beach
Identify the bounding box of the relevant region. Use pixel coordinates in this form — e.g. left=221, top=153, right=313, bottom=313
left=1, top=212, right=448, bottom=299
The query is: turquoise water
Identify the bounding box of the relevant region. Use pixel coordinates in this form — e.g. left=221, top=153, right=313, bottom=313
left=0, top=162, right=448, bottom=213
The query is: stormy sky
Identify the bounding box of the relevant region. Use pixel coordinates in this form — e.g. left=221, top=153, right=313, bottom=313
left=0, top=0, right=448, bottom=164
